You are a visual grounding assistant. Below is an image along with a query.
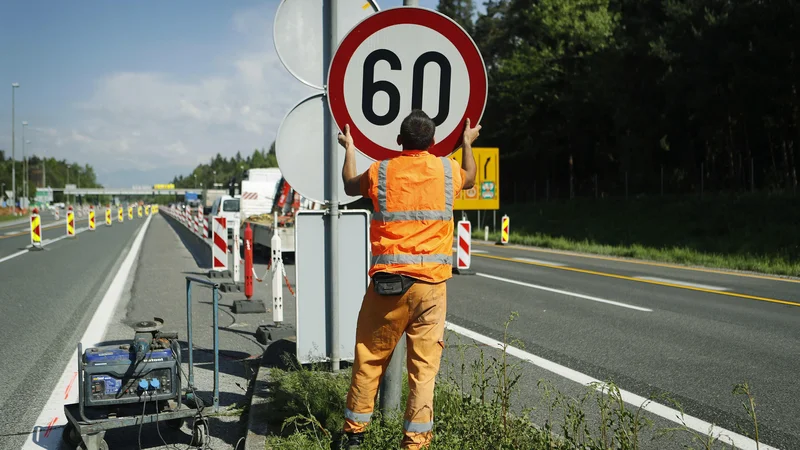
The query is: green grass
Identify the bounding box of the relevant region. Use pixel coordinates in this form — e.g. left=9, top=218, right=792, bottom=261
left=0, top=213, right=23, bottom=223
left=464, top=193, right=800, bottom=276
left=259, top=315, right=766, bottom=449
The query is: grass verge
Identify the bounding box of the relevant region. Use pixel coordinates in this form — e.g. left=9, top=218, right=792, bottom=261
left=259, top=315, right=765, bottom=449
left=463, top=194, right=800, bottom=276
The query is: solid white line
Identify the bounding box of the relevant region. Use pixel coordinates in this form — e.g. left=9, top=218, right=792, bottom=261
left=0, top=226, right=92, bottom=265
left=477, top=272, right=652, bottom=312
left=636, top=276, right=729, bottom=291
left=444, top=322, right=777, bottom=450
left=21, top=215, right=152, bottom=449
left=0, top=249, right=29, bottom=264
left=512, top=257, right=566, bottom=266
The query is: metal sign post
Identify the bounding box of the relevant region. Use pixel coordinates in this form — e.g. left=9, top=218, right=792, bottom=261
left=324, top=0, right=342, bottom=372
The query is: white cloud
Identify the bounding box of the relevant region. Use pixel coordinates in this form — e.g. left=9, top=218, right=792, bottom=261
left=39, top=1, right=316, bottom=185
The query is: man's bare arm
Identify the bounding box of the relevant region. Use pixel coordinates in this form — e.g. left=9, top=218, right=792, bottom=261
left=461, top=118, right=481, bottom=189
left=339, top=124, right=362, bottom=196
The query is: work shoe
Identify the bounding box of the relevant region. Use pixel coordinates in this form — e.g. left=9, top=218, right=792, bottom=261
left=342, top=432, right=365, bottom=449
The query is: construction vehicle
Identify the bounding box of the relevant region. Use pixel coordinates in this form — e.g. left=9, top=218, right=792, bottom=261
left=241, top=171, right=318, bottom=260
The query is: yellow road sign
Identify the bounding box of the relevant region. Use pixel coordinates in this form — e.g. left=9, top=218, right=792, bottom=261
left=449, top=147, right=500, bottom=210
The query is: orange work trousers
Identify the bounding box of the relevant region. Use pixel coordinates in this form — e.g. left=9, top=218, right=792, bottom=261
left=344, top=279, right=447, bottom=449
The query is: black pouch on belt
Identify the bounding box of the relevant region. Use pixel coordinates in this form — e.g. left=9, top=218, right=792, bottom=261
left=372, top=272, right=416, bottom=296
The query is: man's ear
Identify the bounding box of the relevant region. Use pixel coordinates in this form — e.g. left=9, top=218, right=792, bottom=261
left=396, top=134, right=402, bottom=147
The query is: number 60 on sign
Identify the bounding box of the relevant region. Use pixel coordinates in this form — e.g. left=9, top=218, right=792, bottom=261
left=328, top=7, right=487, bottom=161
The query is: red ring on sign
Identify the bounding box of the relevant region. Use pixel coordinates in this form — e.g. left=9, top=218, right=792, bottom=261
left=328, top=7, right=487, bottom=161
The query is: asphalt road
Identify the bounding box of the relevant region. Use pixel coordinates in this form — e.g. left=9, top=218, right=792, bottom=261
left=4, top=208, right=797, bottom=449
left=0, top=209, right=101, bottom=260
left=0, top=217, right=145, bottom=450
left=445, top=242, right=800, bottom=449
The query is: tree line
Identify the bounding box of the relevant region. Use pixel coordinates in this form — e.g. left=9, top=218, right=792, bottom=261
left=437, top=0, right=800, bottom=201
left=0, top=150, right=101, bottom=204
left=170, top=145, right=278, bottom=191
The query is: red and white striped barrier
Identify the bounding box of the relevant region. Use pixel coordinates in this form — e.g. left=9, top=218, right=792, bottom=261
left=212, top=216, right=228, bottom=271
left=203, top=217, right=209, bottom=239
left=454, top=220, right=473, bottom=275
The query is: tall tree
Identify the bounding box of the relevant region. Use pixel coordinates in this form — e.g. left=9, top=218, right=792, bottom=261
left=437, top=0, right=476, bottom=34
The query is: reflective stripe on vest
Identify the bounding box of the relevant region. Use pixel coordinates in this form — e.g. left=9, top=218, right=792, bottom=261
left=371, top=253, right=452, bottom=266
left=372, top=157, right=453, bottom=223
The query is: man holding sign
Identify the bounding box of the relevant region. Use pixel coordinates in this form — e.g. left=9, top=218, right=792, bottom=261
left=339, top=110, right=481, bottom=449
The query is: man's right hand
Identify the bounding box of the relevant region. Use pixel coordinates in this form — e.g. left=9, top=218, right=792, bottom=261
left=338, top=124, right=354, bottom=150
left=463, top=118, right=482, bottom=146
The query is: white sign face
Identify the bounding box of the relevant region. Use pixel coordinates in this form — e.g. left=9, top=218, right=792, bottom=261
left=273, top=0, right=380, bottom=89
left=328, top=7, right=487, bottom=161
left=276, top=93, right=374, bottom=204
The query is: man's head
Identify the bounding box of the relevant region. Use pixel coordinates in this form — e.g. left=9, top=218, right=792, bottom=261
left=397, top=110, right=435, bottom=151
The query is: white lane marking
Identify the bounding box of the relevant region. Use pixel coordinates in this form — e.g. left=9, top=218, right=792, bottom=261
left=0, top=227, right=93, bottom=265
left=0, top=249, right=29, bottom=264
left=477, top=272, right=652, bottom=312
left=512, top=257, right=566, bottom=266
left=635, top=276, right=729, bottom=291
left=452, top=247, right=487, bottom=254
left=445, top=322, right=776, bottom=450
left=22, top=215, right=152, bottom=448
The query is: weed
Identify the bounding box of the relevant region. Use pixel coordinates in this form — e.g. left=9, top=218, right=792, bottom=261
left=261, top=315, right=768, bottom=450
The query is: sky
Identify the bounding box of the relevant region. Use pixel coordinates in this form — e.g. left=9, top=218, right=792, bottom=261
left=0, top=0, right=442, bottom=187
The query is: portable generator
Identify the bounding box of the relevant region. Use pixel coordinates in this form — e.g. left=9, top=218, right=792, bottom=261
left=81, top=318, right=181, bottom=408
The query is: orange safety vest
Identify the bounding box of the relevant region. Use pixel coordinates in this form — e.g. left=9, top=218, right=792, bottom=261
left=364, top=151, right=461, bottom=283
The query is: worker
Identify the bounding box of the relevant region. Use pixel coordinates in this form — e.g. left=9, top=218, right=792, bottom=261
left=338, top=110, right=480, bottom=449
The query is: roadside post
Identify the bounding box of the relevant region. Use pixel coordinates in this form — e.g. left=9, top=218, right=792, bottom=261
left=30, top=207, right=43, bottom=250
left=221, top=219, right=243, bottom=293
left=498, top=214, right=509, bottom=245
left=208, top=216, right=230, bottom=279
left=271, top=211, right=283, bottom=325
left=453, top=220, right=474, bottom=275
left=88, top=206, right=96, bottom=231
left=128, top=205, right=133, bottom=220
left=67, top=206, right=75, bottom=238
left=105, top=205, right=112, bottom=226
left=232, top=222, right=266, bottom=314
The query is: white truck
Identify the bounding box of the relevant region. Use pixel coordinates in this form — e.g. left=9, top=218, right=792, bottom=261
left=238, top=168, right=305, bottom=258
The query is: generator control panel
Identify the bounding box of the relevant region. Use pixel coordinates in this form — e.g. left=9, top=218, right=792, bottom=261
left=82, top=345, right=179, bottom=407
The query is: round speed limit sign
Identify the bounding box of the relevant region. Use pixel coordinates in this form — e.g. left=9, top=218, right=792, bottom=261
left=328, top=7, right=487, bottom=160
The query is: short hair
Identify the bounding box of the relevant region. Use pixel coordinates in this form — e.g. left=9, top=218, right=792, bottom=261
left=399, top=110, right=435, bottom=150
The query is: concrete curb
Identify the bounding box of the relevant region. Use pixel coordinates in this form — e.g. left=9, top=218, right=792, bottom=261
left=244, top=337, right=298, bottom=450
left=244, top=360, right=272, bottom=450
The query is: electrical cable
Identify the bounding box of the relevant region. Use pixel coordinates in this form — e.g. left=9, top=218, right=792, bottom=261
left=138, top=394, right=148, bottom=450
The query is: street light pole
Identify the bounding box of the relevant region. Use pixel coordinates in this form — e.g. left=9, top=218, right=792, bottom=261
left=11, top=83, right=19, bottom=214
left=213, top=170, right=217, bottom=186
left=22, top=122, right=27, bottom=208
